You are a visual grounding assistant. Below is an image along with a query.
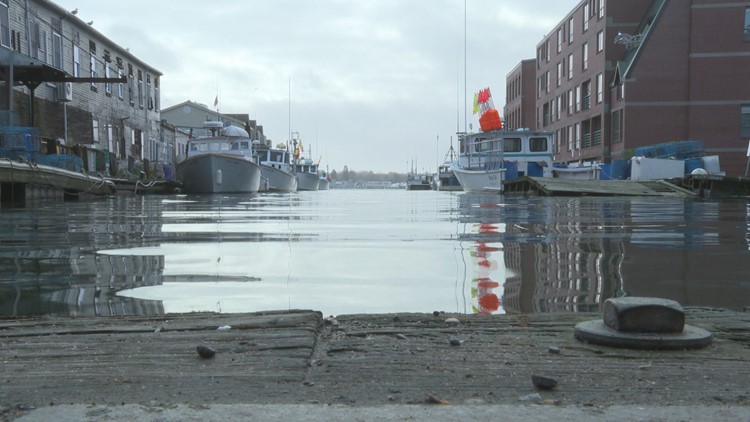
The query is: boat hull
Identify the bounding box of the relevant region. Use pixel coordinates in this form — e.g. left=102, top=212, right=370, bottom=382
left=177, top=154, right=261, bottom=194
left=296, top=172, right=320, bottom=191
left=437, top=172, right=463, bottom=191
left=451, top=162, right=505, bottom=193
left=261, top=165, right=298, bottom=192
left=318, top=177, right=330, bottom=190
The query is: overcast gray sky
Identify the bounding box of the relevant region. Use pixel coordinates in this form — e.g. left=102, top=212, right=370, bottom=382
left=56, top=1, right=579, bottom=173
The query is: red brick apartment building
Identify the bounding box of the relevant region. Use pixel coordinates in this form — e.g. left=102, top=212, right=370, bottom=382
left=507, top=0, right=750, bottom=175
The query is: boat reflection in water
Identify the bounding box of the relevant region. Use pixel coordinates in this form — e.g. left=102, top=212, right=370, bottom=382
left=455, top=193, right=750, bottom=314
left=0, top=191, right=748, bottom=317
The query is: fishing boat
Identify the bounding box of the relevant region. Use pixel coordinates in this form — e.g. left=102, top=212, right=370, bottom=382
left=176, top=122, right=262, bottom=194
left=318, top=170, right=331, bottom=190
left=452, top=129, right=554, bottom=193
left=435, top=142, right=462, bottom=191
left=406, top=172, right=434, bottom=190
left=292, top=158, right=319, bottom=191
left=289, top=135, right=322, bottom=191
left=254, top=141, right=297, bottom=192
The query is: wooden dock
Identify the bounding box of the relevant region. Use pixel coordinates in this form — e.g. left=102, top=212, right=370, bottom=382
left=0, top=159, right=115, bottom=202
left=504, top=176, right=699, bottom=197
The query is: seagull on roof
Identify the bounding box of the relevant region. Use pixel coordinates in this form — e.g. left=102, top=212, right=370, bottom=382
left=87, top=20, right=93, bottom=25
left=71, top=8, right=78, bottom=15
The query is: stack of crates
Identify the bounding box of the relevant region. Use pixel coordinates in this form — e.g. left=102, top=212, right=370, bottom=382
left=0, top=126, right=40, bottom=162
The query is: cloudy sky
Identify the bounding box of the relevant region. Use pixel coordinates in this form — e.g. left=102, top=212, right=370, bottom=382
left=56, top=0, right=579, bottom=173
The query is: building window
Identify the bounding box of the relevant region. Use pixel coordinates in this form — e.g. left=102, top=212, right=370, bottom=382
left=599, top=0, right=605, bottom=19
left=89, top=42, right=97, bottom=90
left=545, top=71, right=550, bottom=93
left=568, top=17, right=574, bottom=43
left=30, top=21, right=40, bottom=59
left=105, top=64, right=113, bottom=95
left=582, top=43, right=589, bottom=71
left=568, top=53, right=574, bottom=79
left=582, top=80, right=591, bottom=110
left=597, top=30, right=604, bottom=52
left=612, top=109, right=622, bottom=142
left=128, top=65, right=135, bottom=105
left=575, top=85, right=581, bottom=112
left=0, top=3, right=9, bottom=48
left=154, top=77, right=160, bottom=111
left=557, top=27, right=563, bottom=53
left=568, top=89, right=573, bottom=114
left=41, top=30, right=48, bottom=63
left=568, top=125, right=574, bottom=151
left=52, top=32, right=62, bottom=70
left=147, top=75, right=153, bottom=110
left=92, top=119, right=99, bottom=144
left=575, top=123, right=581, bottom=150
left=137, top=70, right=144, bottom=108
left=118, top=68, right=124, bottom=99
left=596, top=73, right=603, bottom=103
left=557, top=62, right=562, bottom=87
left=73, top=44, right=80, bottom=77
left=90, top=54, right=97, bottom=89
left=546, top=39, right=551, bottom=62
left=745, top=7, right=750, bottom=41
left=583, top=3, right=590, bottom=32
left=741, top=105, right=750, bottom=137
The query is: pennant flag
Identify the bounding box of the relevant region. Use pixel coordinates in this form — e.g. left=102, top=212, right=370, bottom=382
left=213, top=95, right=219, bottom=107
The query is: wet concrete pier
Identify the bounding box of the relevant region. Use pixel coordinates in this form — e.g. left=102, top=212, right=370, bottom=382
left=1, top=307, right=749, bottom=420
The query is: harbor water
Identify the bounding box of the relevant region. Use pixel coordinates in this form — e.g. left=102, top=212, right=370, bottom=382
left=1, top=190, right=748, bottom=317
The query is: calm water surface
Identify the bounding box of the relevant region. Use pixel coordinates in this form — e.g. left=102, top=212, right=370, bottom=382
left=1, top=190, right=748, bottom=317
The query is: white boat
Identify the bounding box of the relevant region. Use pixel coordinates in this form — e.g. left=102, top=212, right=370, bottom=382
left=435, top=143, right=462, bottom=191
left=254, top=141, right=297, bottom=192
left=552, top=164, right=601, bottom=180
left=294, top=158, right=320, bottom=191
left=318, top=170, right=331, bottom=190
left=406, top=172, right=434, bottom=190
left=453, top=129, right=554, bottom=193
left=176, top=123, right=262, bottom=194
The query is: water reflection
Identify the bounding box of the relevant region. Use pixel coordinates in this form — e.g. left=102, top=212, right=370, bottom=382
left=0, top=191, right=748, bottom=317
left=454, top=194, right=750, bottom=314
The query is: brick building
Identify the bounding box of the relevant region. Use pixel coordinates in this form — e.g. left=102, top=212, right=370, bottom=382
left=0, top=0, right=165, bottom=176
left=516, top=0, right=750, bottom=175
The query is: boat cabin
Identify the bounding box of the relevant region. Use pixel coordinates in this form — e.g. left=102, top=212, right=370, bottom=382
left=294, top=159, right=318, bottom=175
left=458, top=129, right=553, bottom=177
left=186, top=124, right=256, bottom=161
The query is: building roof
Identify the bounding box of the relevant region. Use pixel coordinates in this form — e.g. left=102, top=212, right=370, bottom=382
left=41, top=0, right=162, bottom=75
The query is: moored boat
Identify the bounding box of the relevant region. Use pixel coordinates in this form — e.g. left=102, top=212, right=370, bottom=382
left=318, top=170, right=331, bottom=190
left=435, top=143, right=462, bottom=191
left=406, top=172, right=434, bottom=190
left=294, top=158, right=321, bottom=191
left=453, top=129, right=553, bottom=193
left=254, top=141, right=297, bottom=192
left=176, top=123, right=262, bottom=194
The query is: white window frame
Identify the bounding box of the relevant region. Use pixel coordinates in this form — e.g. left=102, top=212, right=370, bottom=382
left=105, top=64, right=113, bottom=95
left=583, top=3, right=590, bottom=32
left=73, top=44, right=81, bottom=77
left=582, top=42, right=589, bottom=71
left=0, top=3, right=9, bottom=48
left=568, top=53, right=574, bottom=79
left=118, top=69, right=125, bottom=99
left=90, top=54, right=97, bottom=88
left=568, top=17, right=574, bottom=43
left=52, top=32, right=62, bottom=69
